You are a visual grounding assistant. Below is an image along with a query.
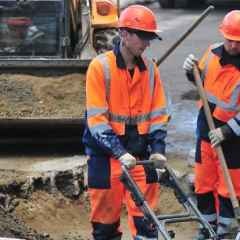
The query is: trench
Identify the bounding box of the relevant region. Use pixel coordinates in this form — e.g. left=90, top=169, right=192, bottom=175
left=0, top=99, right=198, bottom=239
left=0, top=118, right=85, bottom=154
left=0, top=154, right=88, bottom=239
left=0, top=117, right=197, bottom=240
left=0, top=118, right=90, bottom=239
left=0, top=80, right=198, bottom=239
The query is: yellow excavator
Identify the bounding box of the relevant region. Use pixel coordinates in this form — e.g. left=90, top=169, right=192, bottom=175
left=0, top=0, right=119, bottom=70
left=0, top=0, right=120, bottom=154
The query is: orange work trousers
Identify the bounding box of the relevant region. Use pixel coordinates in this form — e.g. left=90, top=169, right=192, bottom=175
left=195, top=140, right=240, bottom=198
left=88, top=157, right=160, bottom=238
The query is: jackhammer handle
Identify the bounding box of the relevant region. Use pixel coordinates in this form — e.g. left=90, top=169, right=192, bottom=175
left=164, top=165, right=217, bottom=238
left=136, top=160, right=155, bottom=165
left=137, top=161, right=189, bottom=202
left=193, top=66, right=240, bottom=219
left=164, top=165, right=188, bottom=200
left=156, top=5, right=214, bottom=66
left=135, top=162, right=216, bottom=238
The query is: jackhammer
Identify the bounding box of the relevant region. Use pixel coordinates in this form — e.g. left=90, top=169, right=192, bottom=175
left=120, top=160, right=217, bottom=240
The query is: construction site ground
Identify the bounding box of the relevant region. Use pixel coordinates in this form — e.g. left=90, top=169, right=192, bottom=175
left=0, top=72, right=197, bottom=240
left=0, top=2, right=235, bottom=239
left=0, top=153, right=197, bottom=240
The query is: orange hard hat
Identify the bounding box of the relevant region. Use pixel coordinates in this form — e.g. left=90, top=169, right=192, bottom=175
left=219, top=10, right=240, bottom=41
left=5, top=17, right=32, bottom=27
left=118, top=5, right=161, bottom=36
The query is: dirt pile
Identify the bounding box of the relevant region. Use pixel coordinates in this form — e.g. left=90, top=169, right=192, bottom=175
left=15, top=191, right=88, bottom=240
left=0, top=73, right=86, bottom=118
left=0, top=207, right=49, bottom=239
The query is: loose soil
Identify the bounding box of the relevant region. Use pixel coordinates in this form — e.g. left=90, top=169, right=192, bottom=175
left=0, top=73, right=198, bottom=240
left=0, top=73, right=86, bottom=118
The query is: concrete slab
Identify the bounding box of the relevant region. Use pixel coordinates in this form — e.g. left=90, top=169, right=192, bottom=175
left=0, top=155, right=87, bottom=173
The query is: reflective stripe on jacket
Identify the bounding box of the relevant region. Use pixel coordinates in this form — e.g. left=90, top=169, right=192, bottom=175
left=198, top=43, right=240, bottom=135
left=196, top=43, right=240, bottom=168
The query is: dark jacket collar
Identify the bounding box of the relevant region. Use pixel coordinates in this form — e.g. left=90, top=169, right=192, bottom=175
left=113, top=41, right=147, bottom=71
left=212, top=43, right=240, bottom=69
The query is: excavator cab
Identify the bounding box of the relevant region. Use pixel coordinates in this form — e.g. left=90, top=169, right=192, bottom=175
left=0, top=0, right=119, bottom=69
left=0, top=2, right=63, bottom=57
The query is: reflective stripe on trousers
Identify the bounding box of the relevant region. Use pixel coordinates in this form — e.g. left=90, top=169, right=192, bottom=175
left=195, top=140, right=239, bottom=235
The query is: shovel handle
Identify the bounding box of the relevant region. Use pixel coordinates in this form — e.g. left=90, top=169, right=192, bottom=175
left=156, top=5, right=214, bottom=66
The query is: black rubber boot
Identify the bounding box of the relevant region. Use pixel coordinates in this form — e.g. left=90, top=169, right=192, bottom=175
left=193, top=228, right=211, bottom=240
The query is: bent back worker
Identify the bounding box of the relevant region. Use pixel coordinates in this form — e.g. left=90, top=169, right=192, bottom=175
left=82, top=4, right=170, bottom=240
left=183, top=10, right=240, bottom=240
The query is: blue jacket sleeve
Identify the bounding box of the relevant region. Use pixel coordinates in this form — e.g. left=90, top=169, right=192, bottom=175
left=148, top=129, right=167, bottom=155
left=92, top=128, right=127, bottom=159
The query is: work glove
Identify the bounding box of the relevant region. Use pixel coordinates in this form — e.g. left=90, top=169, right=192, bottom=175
left=183, top=54, right=198, bottom=73
left=149, top=153, right=167, bottom=169
left=208, top=124, right=235, bottom=147
left=119, top=153, right=136, bottom=169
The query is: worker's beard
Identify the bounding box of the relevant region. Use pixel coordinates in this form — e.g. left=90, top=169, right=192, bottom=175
left=224, top=44, right=240, bottom=56
left=122, top=41, right=142, bottom=58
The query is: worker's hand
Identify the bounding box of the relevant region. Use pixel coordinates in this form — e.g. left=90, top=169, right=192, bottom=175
left=209, top=128, right=225, bottom=147
left=183, top=54, right=198, bottom=73
left=209, top=124, right=235, bottom=147
left=149, top=153, right=167, bottom=169
left=119, top=153, right=136, bottom=169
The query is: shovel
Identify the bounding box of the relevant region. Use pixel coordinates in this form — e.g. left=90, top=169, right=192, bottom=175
left=192, top=65, right=240, bottom=228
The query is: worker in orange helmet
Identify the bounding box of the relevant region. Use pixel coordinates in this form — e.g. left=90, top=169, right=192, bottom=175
left=183, top=10, right=240, bottom=240
left=5, top=17, right=32, bottom=39
left=82, top=4, right=169, bottom=240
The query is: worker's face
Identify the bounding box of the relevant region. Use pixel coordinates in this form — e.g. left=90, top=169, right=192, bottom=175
left=124, top=31, right=151, bottom=57
left=224, top=38, right=240, bottom=56
left=8, top=26, right=28, bottom=39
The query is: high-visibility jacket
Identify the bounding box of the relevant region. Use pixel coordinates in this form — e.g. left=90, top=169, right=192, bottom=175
left=194, top=44, right=240, bottom=234
left=83, top=43, right=169, bottom=160
left=196, top=43, right=240, bottom=168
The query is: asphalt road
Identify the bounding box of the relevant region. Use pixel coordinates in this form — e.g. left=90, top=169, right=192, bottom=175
left=144, top=2, right=240, bottom=159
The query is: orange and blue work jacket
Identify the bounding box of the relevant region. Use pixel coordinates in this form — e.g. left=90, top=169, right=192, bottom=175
left=196, top=43, right=240, bottom=168
left=82, top=43, right=169, bottom=188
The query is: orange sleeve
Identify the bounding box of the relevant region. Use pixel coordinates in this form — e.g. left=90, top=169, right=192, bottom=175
left=86, top=58, right=107, bottom=111
left=151, top=63, right=170, bottom=125
left=86, top=58, right=110, bottom=127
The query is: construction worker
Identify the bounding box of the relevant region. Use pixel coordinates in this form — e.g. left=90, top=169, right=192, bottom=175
left=82, top=4, right=169, bottom=240
left=183, top=10, right=240, bottom=240
left=3, top=17, right=44, bottom=53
